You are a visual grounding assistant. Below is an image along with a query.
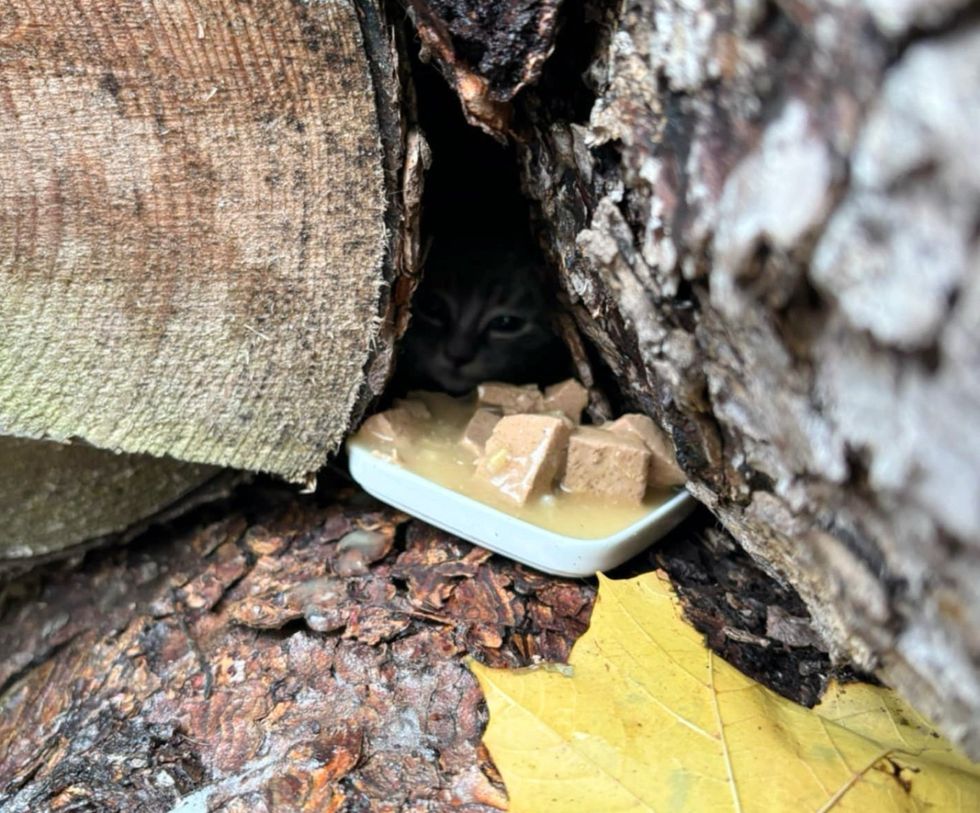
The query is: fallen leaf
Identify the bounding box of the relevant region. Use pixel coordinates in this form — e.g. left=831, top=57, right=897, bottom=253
left=470, top=571, right=980, bottom=812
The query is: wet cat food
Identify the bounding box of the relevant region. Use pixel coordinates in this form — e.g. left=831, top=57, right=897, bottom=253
left=475, top=414, right=573, bottom=505
left=460, top=408, right=501, bottom=456
left=476, top=382, right=544, bottom=415
left=561, top=426, right=650, bottom=504
left=359, top=400, right=431, bottom=444
left=605, top=413, right=686, bottom=485
left=542, top=378, right=589, bottom=422
left=350, top=379, right=687, bottom=539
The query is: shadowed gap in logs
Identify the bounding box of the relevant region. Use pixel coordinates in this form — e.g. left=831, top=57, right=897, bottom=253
left=388, top=52, right=582, bottom=397
left=375, top=6, right=872, bottom=708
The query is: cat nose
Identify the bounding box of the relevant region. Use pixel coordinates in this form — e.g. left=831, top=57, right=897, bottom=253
left=446, top=338, right=475, bottom=365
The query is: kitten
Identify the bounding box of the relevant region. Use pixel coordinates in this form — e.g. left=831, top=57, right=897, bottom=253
left=396, top=240, right=571, bottom=395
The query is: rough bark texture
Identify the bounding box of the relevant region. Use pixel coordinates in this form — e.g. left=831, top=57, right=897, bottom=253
left=399, top=0, right=980, bottom=757
left=0, top=437, right=227, bottom=564
left=0, top=0, right=407, bottom=483
left=2, top=0, right=978, bottom=792
left=0, top=488, right=597, bottom=811
left=405, top=0, right=563, bottom=135
left=510, top=0, right=980, bottom=755
left=1, top=479, right=857, bottom=809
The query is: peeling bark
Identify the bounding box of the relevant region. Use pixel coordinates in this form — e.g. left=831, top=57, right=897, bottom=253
left=404, top=0, right=564, bottom=135
left=2, top=0, right=978, bottom=794
left=1, top=485, right=853, bottom=808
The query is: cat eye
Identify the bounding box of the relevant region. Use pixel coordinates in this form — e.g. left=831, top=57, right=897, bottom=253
left=486, top=314, right=526, bottom=334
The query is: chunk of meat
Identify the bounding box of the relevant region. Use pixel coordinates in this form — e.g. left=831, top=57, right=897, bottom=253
left=461, top=409, right=502, bottom=456
left=393, top=398, right=432, bottom=421
left=604, top=414, right=685, bottom=486
left=359, top=402, right=428, bottom=445
left=542, top=379, right=588, bottom=423
left=561, top=426, right=650, bottom=504
left=476, top=382, right=543, bottom=415
left=475, top=415, right=571, bottom=505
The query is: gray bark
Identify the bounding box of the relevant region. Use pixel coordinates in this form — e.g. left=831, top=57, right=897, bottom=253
left=515, top=0, right=980, bottom=755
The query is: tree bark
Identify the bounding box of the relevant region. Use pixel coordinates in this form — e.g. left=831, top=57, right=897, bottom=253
left=2, top=0, right=979, bottom=771
left=0, top=489, right=594, bottom=811
left=397, top=0, right=980, bottom=756
left=521, top=0, right=980, bottom=754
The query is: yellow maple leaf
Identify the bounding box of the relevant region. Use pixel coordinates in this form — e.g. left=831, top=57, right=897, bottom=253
left=470, top=571, right=980, bottom=812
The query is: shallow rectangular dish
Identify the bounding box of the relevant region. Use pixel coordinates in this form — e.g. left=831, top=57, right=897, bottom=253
left=347, top=441, right=697, bottom=578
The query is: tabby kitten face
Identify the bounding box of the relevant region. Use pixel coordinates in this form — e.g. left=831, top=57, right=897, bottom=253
left=400, top=244, right=566, bottom=395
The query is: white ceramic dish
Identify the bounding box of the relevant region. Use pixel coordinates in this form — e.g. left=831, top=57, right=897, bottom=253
left=347, top=441, right=698, bottom=578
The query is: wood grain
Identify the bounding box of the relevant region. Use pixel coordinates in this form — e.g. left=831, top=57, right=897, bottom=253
left=0, top=436, right=220, bottom=562
left=0, top=0, right=394, bottom=480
